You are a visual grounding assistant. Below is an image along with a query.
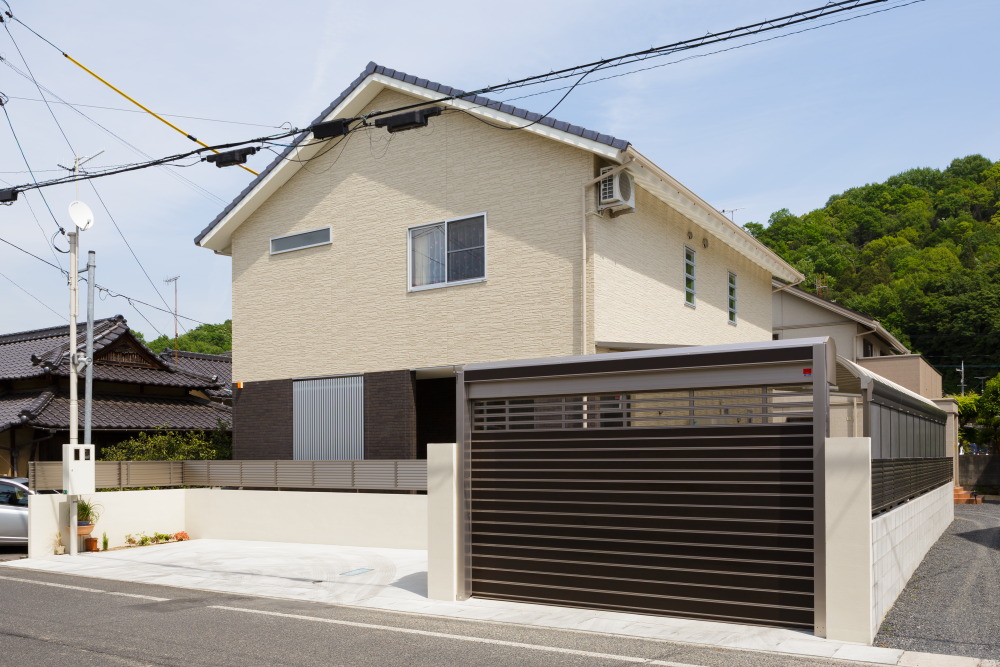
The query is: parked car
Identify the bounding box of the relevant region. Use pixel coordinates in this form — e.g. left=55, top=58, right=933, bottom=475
left=0, top=477, right=32, bottom=545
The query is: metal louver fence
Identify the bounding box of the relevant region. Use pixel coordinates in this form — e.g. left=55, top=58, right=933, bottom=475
left=871, top=458, right=952, bottom=515
left=29, top=459, right=426, bottom=491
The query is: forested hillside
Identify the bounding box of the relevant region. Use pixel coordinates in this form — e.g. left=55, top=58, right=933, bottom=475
left=744, top=155, right=1000, bottom=394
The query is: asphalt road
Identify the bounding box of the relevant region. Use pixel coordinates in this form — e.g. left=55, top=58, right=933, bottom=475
left=875, top=502, right=1000, bottom=660
left=0, top=569, right=890, bottom=667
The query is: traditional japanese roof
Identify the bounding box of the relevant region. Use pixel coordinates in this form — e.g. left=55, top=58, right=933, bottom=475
left=160, top=349, right=233, bottom=399
left=193, top=62, right=803, bottom=283
left=0, top=316, right=224, bottom=390
left=0, top=389, right=231, bottom=432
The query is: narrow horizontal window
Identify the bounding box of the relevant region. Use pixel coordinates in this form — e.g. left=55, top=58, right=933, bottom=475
left=270, top=227, right=331, bottom=255
left=410, top=214, right=486, bottom=289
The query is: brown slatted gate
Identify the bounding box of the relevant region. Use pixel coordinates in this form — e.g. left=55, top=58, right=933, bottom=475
left=468, top=386, right=816, bottom=629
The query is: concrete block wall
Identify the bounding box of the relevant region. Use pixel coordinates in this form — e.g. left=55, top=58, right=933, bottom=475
left=871, top=482, right=953, bottom=634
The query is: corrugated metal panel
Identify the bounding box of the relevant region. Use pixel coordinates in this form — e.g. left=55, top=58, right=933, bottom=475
left=294, top=376, right=364, bottom=460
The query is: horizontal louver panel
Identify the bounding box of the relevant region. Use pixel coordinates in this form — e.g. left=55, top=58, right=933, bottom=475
left=469, top=384, right=815, bottom=629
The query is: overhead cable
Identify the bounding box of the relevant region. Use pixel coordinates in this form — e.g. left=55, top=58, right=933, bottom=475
left=0, top=55, right=226, bottom=204
left=0, top=233, right=210, bottom=325
left=0, top=32, right=181, bottom=322
left=3, top=9, right=259, bottom=176
left=0, top=269, right=66, bottom=320
left=1, top=0, right=919, bottom=195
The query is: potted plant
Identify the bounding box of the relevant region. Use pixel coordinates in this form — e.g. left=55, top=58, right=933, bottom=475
left=53, top=532, right=65, bottom=555
left=75, top=499, right=102, bottom=537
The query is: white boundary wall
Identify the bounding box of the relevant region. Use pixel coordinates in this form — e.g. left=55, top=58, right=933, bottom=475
left=871, top=482, right=953, bottom=632
left=27, top=488, right=426, bottom=559
left=824, top=437, right=954, bottom=644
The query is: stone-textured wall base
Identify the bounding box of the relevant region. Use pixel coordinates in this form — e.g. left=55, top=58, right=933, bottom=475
left=871, top=482, right=954, bottom=635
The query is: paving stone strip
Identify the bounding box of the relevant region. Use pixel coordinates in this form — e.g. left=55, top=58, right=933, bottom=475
left=875, top=502, right=1000, bottom=660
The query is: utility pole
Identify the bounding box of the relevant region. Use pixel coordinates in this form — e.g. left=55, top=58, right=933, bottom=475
left=164, top=276, right=179, bottom=362
left=84, top=250, right=95, bottom=446
left=60, top=152, right=101, bottom=445
left=959, top=361, right=966, bottom=396
left=68, top=229, right=79, bottom=446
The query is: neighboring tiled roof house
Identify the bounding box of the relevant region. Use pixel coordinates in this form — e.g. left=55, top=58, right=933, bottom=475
left=159, top=349, right=233, bottom=402
left=0, top=315, right=231, bottom=476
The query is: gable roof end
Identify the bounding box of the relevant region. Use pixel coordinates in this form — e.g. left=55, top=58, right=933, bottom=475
left=193, top=62, right=630, bottom=251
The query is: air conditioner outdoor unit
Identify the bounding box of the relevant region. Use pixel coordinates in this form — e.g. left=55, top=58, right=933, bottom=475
left=597, top=167, right=635, bottom=212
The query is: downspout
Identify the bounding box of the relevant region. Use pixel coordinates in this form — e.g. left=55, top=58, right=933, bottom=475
left=581, top=159, right=633, bottom=354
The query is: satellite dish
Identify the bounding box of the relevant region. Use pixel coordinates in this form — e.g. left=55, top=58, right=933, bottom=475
left=68, top=201, right=95, bottom=231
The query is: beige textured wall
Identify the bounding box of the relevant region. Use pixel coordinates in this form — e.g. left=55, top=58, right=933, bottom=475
left=593, top=185, right=772, bottom=346
left=774, top=293, right=860, bottom=360
left=231, top=89, right=592, bottom=381
left=858, top=355, right=943, bottom=399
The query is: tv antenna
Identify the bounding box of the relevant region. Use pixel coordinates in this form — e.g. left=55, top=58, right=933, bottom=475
left=720, top=207, right=746, bottom=222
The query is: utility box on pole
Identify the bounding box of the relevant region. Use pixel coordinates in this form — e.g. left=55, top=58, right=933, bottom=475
left=62, top=444, right=96, bottom=495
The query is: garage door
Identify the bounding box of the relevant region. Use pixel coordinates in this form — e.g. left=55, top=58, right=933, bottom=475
left=468, top=385, right=816, bottom=629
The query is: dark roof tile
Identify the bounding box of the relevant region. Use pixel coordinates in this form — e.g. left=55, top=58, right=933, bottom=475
left=26, top=392, right=231, bottom=431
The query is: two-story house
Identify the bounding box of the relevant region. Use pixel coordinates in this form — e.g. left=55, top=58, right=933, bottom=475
left=195, top=62, right=803, bottom=460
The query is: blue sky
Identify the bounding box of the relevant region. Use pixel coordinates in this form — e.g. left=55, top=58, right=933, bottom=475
left=0, top=0, right=996, bottom=337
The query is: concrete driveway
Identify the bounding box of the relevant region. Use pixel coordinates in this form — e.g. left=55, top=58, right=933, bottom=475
left=1, top=538, right=985, bottom=667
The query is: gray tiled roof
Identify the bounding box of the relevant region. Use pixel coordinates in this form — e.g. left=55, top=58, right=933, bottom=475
left=194, top=61, right=630, bottom=245
left=0, top=391, right=53, bottom=431
left=160, top=350, right=233, bottom=398
left=0, top=316, right=222, bottom=390
left=15, top=390, right=231, bottom=431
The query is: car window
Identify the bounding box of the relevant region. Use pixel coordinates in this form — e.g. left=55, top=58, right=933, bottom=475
left=0, top=483, right=28, bottom=507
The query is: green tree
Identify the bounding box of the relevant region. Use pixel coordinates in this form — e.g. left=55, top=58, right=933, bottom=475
left=140, top=320, right=232, bottom=355
left=744, top=154, right=1000, bottom=393
left=976, top=374, right=1000, bottom=455
left=101, top=423, right=232, bottom=461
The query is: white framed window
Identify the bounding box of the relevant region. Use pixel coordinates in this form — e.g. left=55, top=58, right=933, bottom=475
left=728, top=272, right=737, bottom=324
left=684, top=246, right=696, bottom=307
left=270, top=227, right=331, bottom=255
left=409, top=214, right=486, bottom=290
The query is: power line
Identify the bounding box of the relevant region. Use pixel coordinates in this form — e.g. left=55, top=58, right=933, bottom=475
left=4, top=95, right=283, bottom=129
left=0, top=0, right=920, bottom=196
left=5, top=11, right=260, bottom=176
left=0, top=269, right=65, bottom=320
left=314, top=0, right=899, bottom=124
left=0, top=172, right=64, bottom=267
left=0, top=33, right=182, bottom=327
left=0, top=55, right=227, bottom=204
left=0, top=101, right=66, bottom=240
left=0, top=233, right=211, bottom=325
left=501, top=0, right=927, bottom=105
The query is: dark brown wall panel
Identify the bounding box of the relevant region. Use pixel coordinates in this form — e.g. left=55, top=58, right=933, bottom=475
left=363, top=370, right=416, bottom=460
left=233, top=379, right=292, bottom=459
